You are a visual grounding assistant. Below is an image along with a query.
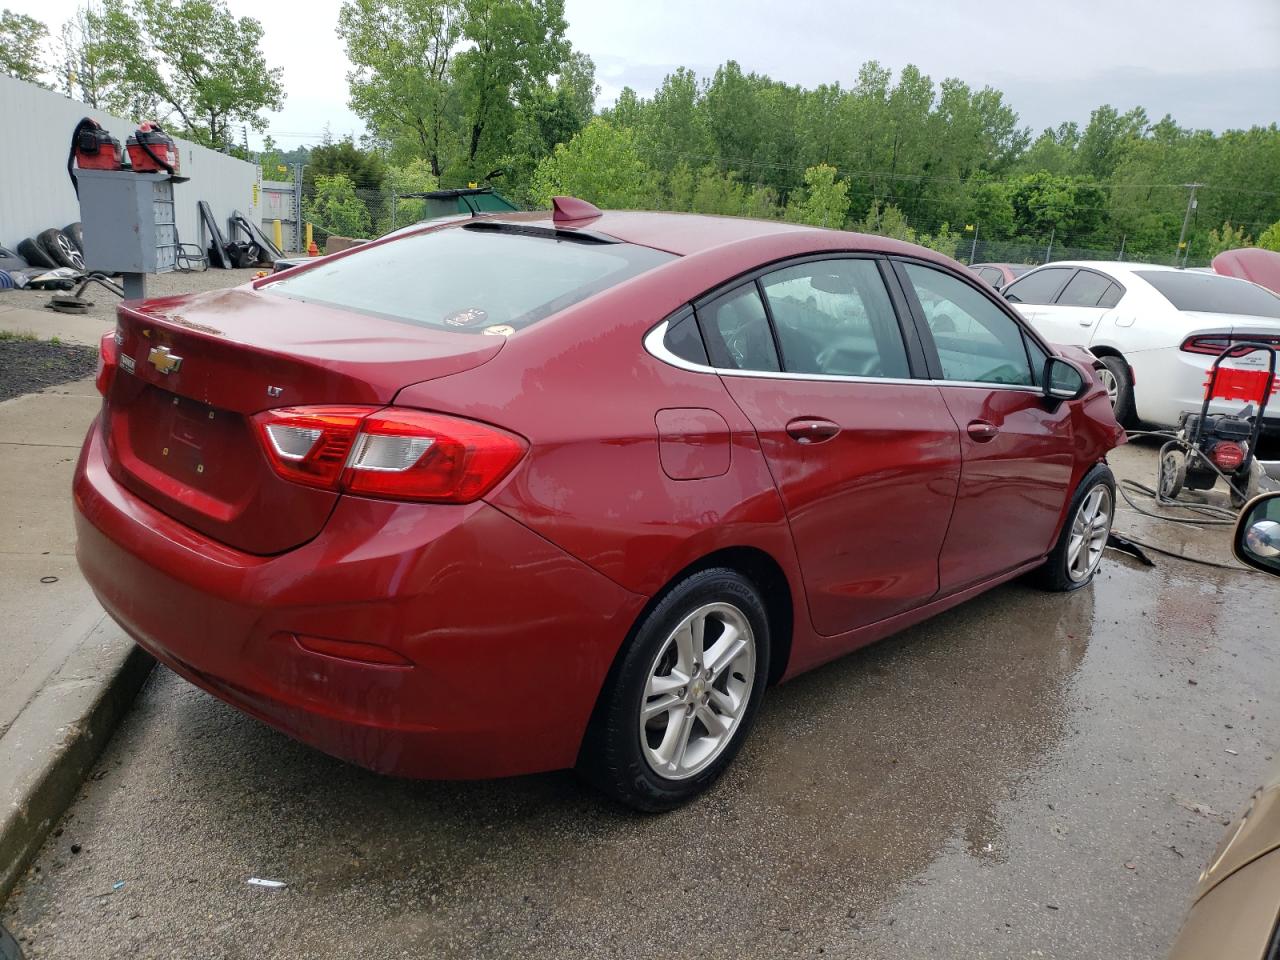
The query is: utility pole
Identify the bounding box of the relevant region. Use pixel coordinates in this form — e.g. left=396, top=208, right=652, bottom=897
left=1176, top=183, right=1203, bottom=266
left=968, top=222, right=979, bottom=265
left=1118, top=234, right=1126, bottom=261
left=1045, top=227, right=1055, bottom=263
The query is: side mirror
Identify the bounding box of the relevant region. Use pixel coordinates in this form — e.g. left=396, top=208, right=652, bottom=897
left=1043, top=356, right=1087, bottom=401
left=1233, top=492, right=1280, bottom=576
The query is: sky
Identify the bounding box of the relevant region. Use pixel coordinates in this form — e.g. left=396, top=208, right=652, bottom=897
left=10, top=0, right=1280, bottom=149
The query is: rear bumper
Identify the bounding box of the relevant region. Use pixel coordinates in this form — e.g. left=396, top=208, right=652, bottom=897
left=74, top=420, right=646, bottom=779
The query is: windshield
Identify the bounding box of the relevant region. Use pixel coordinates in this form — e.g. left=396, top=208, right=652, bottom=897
left=266, top=224, right=675, bottom=332
left=1135, top=270, right=1280, bottom=318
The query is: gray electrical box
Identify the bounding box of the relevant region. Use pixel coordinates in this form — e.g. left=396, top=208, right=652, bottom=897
left=76, top=168, right=178, bottom=276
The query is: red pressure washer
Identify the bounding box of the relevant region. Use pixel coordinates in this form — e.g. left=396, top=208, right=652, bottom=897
left=1157, top=342, right=1279, bottom=508
left=126, top=122, right=180, bottom=175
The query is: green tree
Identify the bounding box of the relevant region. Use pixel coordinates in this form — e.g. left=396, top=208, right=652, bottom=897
left=1204, top=221, right=1253, bottom=258
left=54, top=5, right=139, bottom=112
left=305, top=136, right=386, bottom=192
left=691, top=165, right=745, bottom=216
left=382, top=158, right=440, bottom=231
left=304, top=174, right=372, bottom=239
left=84, top=0, right=283, bottom=147
left=1, top=8, right=48, bottom=84
left=338, top=0, right=462, bottom=176
left=1259, top=220, right=1280, bottom=253
left=855, top=202, right=916, bottom=243
left=528, top=118, right=657, bottom=209
left=785, top=164, right=849, bottom=228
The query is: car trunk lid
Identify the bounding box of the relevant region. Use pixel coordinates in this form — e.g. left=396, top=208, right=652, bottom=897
left=100, top=285, right=504, bottom=555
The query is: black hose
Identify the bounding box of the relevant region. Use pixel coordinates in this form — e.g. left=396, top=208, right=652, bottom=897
left=67, top=117, right=100, bottom=198
left=134, top=123, right=175, bottom=174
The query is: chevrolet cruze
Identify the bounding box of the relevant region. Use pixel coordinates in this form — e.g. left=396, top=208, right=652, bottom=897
left=74, top=198, right=1125, bottom=810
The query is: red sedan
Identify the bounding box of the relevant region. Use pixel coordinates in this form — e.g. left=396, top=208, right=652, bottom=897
left=75, top=199, right=1125, bottom=810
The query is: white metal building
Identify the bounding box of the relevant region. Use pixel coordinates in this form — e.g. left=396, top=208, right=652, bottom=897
left=0, top=74, right=263, bottom=260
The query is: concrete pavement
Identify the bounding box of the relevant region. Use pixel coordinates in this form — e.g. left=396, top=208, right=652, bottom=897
left=0, top=372, right=152, bottom=901
left=2, top=438, right=1278, bottom=959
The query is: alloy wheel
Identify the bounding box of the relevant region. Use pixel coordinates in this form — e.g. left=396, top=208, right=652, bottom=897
left=640, top=602, right=755, bottom=780
left=1097, top=366, right=1119, bottom=408
left=1067, top=485, right=1112, bottom=582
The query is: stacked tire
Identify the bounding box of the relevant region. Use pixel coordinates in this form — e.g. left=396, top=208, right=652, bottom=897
left=11, top=223, right=86, bottom=272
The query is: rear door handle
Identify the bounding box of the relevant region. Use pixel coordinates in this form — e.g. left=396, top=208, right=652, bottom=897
left=966, top=419, right=999, bottom=442
left=786, top=418, right=840, bottom=444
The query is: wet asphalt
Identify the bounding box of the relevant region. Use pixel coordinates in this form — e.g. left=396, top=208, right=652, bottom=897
left=4, top=444, right=1279, bottom=960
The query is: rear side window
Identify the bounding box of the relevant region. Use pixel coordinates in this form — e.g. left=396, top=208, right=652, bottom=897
left=1098, top=283, right=1123, bottom=308
left=697, top=285, right=780, bottom=372
left=265, top=224, right=675, bottom=332
left=1057, top=270, right=1115, bottom=307
left=1135, top=271, right=1280, bottom=318
left=1004, top=266, right=1072, bottom=304
left=663, top=311, right=709, bottom=365
left=760, top=259, right=910, bottom=378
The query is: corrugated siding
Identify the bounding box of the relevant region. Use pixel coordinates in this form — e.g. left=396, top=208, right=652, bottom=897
left=0, top=74, right=262, bottom=260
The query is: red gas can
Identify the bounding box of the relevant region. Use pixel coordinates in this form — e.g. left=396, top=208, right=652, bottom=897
left=126, top=122, right=180, bottom=175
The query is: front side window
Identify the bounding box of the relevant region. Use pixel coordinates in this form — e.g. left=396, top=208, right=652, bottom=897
left=901, top=262, right=1034, bottom=386
left=1057, top=270, right=1115, bottom=307
left=266, top=224, right=675, bottom=332
left=760, top=259, right=910, bottom=378
left=1004, top=266, right=1072, bottom=305
left=697, top=285, right=780, bottom=372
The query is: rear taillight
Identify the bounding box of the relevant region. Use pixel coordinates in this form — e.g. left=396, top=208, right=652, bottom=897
left=252, top=405, right=526, bottom=503
left=96, top=331, right=119, bottom=396
left=1209, top=441, right=1246, bottom=471
left=1181, top=334, right=1280, bottom=356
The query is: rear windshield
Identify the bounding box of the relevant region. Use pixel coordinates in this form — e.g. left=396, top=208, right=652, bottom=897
left=265, top=224, right=675, bottom=332
left=1135, top=270, right=1280, bottom=318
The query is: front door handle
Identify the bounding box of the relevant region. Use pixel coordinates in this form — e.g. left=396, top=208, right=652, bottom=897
left=966, top=419, right=999, bottom=442
left=786, top=418, right=840, bottom=444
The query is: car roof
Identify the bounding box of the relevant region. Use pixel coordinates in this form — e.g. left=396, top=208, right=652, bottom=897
left=470, top=209, right=935, bottom=259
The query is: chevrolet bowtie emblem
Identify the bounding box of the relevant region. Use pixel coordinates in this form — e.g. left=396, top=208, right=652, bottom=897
left=148, top=345, right=183, bottom=375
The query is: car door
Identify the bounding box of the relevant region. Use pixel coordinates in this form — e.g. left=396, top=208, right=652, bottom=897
left=697, top=257, right=962, bottom=636
left=1033, top=268, right=1123, bottom=347
left=1002, top=265, right=1074, bottom=333
left=894, top=259, right=1076, bottom=593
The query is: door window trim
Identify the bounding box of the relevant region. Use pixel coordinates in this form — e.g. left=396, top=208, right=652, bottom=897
left=641, top=251, right=1055, bottom=394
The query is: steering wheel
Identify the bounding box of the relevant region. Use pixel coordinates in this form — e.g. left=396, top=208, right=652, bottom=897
left=815, top=337, right=882, bottom=377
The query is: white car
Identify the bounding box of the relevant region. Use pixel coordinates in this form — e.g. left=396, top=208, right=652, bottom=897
left=1003, top=262, right=1280, bottom=430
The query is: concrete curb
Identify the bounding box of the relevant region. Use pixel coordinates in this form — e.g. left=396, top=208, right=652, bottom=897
left=0, top=620, right=153, bottom=903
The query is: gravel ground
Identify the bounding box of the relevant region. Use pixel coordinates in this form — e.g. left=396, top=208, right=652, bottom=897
left=0, top=268, right=264, bottom=323
left=0, top=336, right=98, bottom=402
left=3, top=438, right=1278, bottom=960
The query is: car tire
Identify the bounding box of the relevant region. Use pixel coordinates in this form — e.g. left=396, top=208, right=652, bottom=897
left=578, top=567, right=771, bottom=812
left=16, top=237, right=57, bottom=269
left=1097, top=355, right=1136, bottom=427
left=62, top=222, right=85, bottom=254
left=1032, top=463, right=1115, bottom=592
left=38, top=227, right=85, bottom=271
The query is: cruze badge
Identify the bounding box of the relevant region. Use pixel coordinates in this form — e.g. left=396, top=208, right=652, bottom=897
left=148, top=346, right=183, bottom=375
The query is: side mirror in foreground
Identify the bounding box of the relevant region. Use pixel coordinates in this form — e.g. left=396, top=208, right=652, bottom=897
left=1043, top=356, right=1088, bottom=402
left=1233, top=492, right=1280, bottom=576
